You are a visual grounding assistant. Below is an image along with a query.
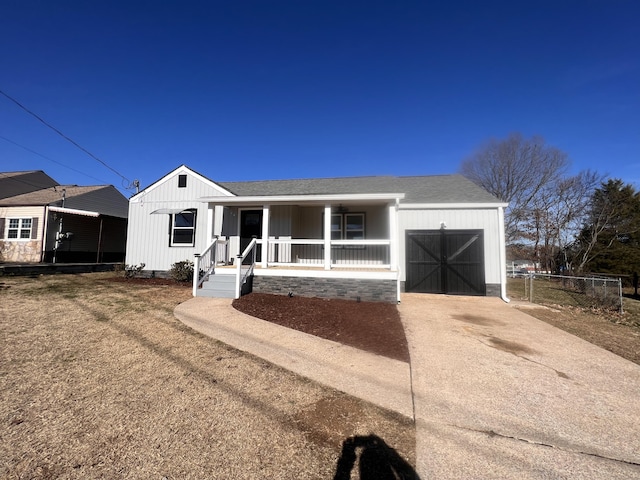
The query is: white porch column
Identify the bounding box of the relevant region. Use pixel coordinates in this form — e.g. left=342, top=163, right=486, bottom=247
left=324, top=204, right=331, bottom=270
left=213, top=205, right=224, bottom=237
left=388, top=201, right=399, bottom=271
left=207, top=205, right=214, bottom=241
left=261, top=205, right=270, bottom=268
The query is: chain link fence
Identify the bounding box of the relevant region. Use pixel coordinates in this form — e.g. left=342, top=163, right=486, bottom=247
left=517, top=273, right=623, bottom=313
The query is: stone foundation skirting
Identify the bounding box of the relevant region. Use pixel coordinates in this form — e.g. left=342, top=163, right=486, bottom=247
left=252, top=275, right=398, bottom=303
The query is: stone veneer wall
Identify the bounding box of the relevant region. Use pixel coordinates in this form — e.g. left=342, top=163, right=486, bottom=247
left=485, top=284, right=501, bottom=297
left=252, top=275, right=398, bottom=303
left=0, top=240, right=42, bottom=263
left=398, top=281, right=501, bottom=297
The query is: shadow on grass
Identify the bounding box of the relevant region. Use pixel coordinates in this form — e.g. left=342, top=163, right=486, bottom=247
left=333, top=435, right=420, bottom=480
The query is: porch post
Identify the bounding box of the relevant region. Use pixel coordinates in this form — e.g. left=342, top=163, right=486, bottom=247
left=324, top=204, right=331, bottom=270
left=207, top=205, right=214, bottom=241
left=261, top=205, right=270, bottom=268
left=213, top=205, right=224, bottom=237
left=388, top=201, right=398, bottom=271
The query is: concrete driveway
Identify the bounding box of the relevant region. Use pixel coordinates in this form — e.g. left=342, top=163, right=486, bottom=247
left=399, top=293, right=640, bottom=479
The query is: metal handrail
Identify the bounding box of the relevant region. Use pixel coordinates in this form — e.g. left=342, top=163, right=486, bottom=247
left=235, top=237, right=257, bottom=299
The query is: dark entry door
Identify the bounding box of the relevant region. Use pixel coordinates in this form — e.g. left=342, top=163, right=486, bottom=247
left=406, top=230, right=485, bottom=295
left=240, top=210, right=262, bottom=259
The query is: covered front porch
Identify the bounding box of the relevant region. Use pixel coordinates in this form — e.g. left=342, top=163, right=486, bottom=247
left=193, top=192, right=404, bottom=301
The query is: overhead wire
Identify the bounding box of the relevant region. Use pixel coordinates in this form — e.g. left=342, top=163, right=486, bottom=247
left=0, top=134, right=109, bottom=185
left=0, top=171, right=58, bottom=192
left=0, top=88, right=133, bottom=188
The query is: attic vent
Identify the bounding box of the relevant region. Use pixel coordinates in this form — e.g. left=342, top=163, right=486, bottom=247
left=178, top=174, right=187, bottom=188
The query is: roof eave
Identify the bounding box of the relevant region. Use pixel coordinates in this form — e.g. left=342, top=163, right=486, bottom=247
left=399, top=202, right=509, bottom=209
left=198, top=193, right=405, bottom=206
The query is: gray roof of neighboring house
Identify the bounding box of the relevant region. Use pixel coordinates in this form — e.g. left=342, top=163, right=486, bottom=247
left=0, top=185, right=129, bottom=218
left=217, top=174, right=502, bottom=204
left=0, top=170, right=59, bottom=199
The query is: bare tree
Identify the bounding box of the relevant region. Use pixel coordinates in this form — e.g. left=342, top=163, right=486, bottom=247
left=522, top=170, right=601, bottom=272
left=460, top=133, right=569, bottom=242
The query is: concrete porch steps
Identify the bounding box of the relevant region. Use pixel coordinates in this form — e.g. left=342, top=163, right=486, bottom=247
left=198, top=273, right=237, bottom=298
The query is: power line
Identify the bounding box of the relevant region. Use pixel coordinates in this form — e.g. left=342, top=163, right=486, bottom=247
left=0, top=134, right=109, bottom=185
left=0, top=171, right=59, bottom=192
left=0, top=88, right=132, bottom=186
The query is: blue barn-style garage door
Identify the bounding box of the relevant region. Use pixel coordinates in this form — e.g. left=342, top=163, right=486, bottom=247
left=406, top=230, right=485, bottom=295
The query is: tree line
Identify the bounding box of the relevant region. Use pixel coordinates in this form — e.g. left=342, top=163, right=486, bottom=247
left=460, top=133, right=640, bottom=277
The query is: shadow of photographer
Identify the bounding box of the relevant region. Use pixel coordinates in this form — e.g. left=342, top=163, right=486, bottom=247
left=333, top=434, right=420, bottom=479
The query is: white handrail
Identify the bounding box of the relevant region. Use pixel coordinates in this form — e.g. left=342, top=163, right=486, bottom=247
left=235, top=238, right=257, bottom=299
left=193, top=237, right=229, bottom=296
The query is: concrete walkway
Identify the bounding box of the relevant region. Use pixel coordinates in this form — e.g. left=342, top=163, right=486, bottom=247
left=174, top=294, right=640, bottom=479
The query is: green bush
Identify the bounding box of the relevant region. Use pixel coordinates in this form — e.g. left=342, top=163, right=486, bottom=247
left=169, top=260, right=194, bottom=283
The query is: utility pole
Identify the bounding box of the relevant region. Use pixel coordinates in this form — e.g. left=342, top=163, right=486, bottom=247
left=52, top=189, right=66, bottom=264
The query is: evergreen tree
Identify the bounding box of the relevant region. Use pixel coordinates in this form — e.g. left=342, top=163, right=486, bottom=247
left=573, top=179, right=640, bottom=274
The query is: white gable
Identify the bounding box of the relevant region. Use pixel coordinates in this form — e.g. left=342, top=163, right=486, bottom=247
left=130, top=165, right=233, bottom=203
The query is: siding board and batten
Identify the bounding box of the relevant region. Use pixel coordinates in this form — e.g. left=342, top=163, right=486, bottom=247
left=126, top=165, right=234, bottom=272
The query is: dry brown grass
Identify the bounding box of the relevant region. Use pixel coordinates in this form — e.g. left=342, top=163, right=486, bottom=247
left=0, top=273, right=415, bottom=479
left=508, top=278, right=640, bottom=365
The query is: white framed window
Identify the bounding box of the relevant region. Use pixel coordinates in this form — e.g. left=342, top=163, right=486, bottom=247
left=170, top=210, right=196, bottom=246
left=344, top=213, right=365, bottom=240
left=325, top=213, right=365, bottom=246
left=7, top=218, right=33, bottom=240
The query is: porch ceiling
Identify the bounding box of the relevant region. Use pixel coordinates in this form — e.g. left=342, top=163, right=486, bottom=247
left=198, top=192, right=405, bottom=206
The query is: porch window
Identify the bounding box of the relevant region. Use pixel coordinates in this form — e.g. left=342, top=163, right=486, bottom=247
left=170, top=210, right=196, bottom=246
left=7, top=218, right=33, bottom=240
left=327, top=213, right=365, bottom=243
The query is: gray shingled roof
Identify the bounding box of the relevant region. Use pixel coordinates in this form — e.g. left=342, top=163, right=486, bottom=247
left=0, top=170, right=59, bottom=200
left=217, top=174, right=501, bottom=204
left=0, top=185, right=128, bottom=218
left=0, top=185, right=104, bottom=206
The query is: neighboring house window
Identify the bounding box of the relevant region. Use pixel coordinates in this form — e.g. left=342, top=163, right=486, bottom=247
left=171, top=210, right=196, bottom=246
left=178, top=174, right=187, bottom=188
left=6, top=218, right=34, bottom=240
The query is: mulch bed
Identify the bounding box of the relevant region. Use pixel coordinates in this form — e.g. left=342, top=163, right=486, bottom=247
left=110, top=277, right=410, bottom=363
left=233, top=293, right=410, bottom=363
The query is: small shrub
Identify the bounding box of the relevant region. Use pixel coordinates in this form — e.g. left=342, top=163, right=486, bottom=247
left=124, top=263, right=146, bottom=279
left=169, top=260, right=194, bottom=283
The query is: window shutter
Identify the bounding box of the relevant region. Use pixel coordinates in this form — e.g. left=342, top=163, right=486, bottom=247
left=31, top=218, right=39, bottom=239
left=0, top=218, right=4, bottom=239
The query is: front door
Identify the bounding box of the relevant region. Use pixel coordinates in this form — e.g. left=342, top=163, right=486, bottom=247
left=406, top=230, right=485, bottom=295
left=240, top=210, right=262, bottom=259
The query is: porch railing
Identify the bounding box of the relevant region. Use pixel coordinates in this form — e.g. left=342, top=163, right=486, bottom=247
left=235, top=237, right=257, bottom=299
left=192, top=237, right=229, bottom=296
left=262, top=238, right=391, bottom=268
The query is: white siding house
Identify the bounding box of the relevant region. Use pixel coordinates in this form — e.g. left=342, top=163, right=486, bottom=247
left=125, top=165, right=234, bottom=272
left=127, top=165, right=508, bottom=303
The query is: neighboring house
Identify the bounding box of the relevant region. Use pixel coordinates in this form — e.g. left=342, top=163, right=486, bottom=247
left=127, top=165, right=509, bottom=303
left=0, top=170, right=129, bottom=263
left=507, top=259, right=538, bottom=276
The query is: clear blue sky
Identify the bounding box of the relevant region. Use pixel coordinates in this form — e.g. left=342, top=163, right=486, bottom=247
left=1, top=1, right=638, bottom=195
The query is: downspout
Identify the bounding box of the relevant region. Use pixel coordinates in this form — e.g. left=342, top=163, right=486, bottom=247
left=498, top=206, right=510, bottom=303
